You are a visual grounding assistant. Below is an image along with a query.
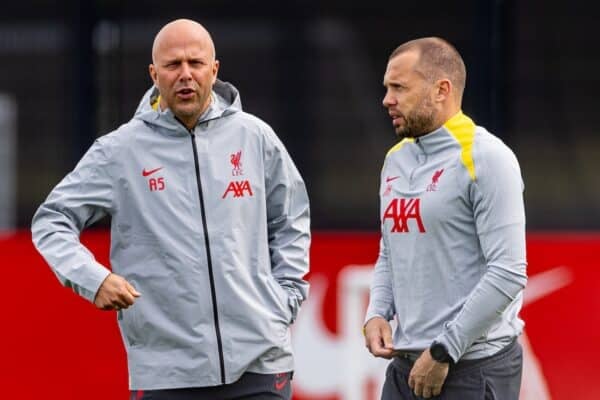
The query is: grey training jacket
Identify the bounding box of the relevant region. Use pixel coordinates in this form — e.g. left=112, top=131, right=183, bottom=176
left=366, top=112, right=527, bottom=362
left=31, top=80, right=310, bottom=390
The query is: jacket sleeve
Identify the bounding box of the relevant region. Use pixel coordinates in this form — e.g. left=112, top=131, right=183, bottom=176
left=263, top=128, right=310, bottom=324
left=434, top=139, right=528, bottom=362
left=31, top=138, right=115, bottom=303
left=365, top=236, right=396, bottom=323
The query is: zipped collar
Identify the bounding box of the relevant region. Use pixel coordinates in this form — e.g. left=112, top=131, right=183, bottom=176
left=413, top=111, right=475, bottom=155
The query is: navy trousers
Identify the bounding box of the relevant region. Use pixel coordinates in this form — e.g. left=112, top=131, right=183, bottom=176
left=381, top=340, right=523, bottom=400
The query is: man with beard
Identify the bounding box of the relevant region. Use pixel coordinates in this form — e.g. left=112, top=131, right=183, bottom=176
left=32, top=19, right=309, bottom=400
left=363, top=37, right=527, bottom=399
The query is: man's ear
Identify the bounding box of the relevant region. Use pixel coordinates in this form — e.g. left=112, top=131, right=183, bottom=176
left=149, top=64, right=158, bottom=85
left=435, top=79, right=452, bottom=102
left=212, top=59, right=220, bottom=85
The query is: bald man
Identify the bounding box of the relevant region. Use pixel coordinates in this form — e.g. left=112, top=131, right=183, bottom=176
left=364, top=38, right=526, bottom=399
left=32, top=19, right=310, bottom=400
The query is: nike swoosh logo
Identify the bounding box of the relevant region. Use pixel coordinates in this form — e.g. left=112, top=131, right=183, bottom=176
left=142, top=167, right=163, bottom=177
left=274, top=376, right=288, bottom=391
left=386, top=176, right=400, bottom=183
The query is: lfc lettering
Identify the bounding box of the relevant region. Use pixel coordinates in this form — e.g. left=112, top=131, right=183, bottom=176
left=382, top=198, right=425, bottom=233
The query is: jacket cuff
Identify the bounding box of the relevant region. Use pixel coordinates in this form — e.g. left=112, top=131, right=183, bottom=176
left=363, top=312, right=390, bottom=326
left=432, top=334, right=459, bottom=363
left=75, top=262, right=111, bottom=303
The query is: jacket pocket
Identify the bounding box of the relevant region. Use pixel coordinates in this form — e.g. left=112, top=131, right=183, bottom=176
left=268, top=276, right=293, bottom=325
left=121, top=304, right=143, bottom=347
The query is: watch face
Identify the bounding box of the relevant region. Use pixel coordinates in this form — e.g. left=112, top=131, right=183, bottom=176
left=431, top=343, right=449, bottom=362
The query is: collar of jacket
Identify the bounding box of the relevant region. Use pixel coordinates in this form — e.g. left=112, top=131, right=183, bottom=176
left=411, top=111, right=476, bottom=155
left=133, top=79, right=242, bottom=135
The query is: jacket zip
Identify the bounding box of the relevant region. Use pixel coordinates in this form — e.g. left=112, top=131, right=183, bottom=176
left=190, top=131, right=226, bottom=384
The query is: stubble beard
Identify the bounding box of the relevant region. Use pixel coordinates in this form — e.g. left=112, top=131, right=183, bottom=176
left=395, top=97, right=437, bottom=139
left=171, top=91, right=211, bottom=129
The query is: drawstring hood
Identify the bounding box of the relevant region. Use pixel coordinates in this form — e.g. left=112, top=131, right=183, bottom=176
left=134, top=79, right=243, bottom=133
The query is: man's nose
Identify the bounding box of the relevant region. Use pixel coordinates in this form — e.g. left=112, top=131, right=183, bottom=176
left=382, top=92, right=393, bottom=108
left=179, top=62, right=192, bottom=80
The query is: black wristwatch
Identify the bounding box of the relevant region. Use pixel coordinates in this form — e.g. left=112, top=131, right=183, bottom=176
left=430, top=341, right=451, bottom=363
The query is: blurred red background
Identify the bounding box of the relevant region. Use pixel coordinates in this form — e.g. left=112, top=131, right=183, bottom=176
left=1, top=231, right=597, bottom=399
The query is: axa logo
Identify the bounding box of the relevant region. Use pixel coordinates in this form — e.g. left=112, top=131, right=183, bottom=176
left=382, top=197, right=425, bottom=233
left=426, top=169, right=444, bottom=192
left=222, top=180, right=253, bottom=198
left=231, top=150, right=243, bottom=176
left=142, top=167, right=165, bottom=192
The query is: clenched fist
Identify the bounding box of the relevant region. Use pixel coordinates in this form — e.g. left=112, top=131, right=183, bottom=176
left=94, top=273, right=141, bottom=311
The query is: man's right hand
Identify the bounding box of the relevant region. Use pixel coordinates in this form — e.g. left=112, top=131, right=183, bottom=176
left=364, top=316, right=395, bottom=359
left=94, top=273, right=141, bottom=311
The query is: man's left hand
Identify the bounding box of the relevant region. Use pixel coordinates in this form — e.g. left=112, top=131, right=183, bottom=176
left=408, top=349, right=449, bottom=398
